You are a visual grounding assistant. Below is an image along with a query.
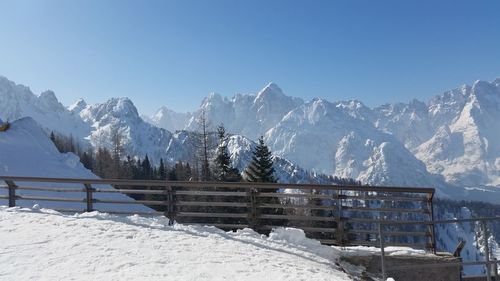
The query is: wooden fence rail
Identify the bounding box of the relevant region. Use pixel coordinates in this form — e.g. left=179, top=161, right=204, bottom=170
left=0, top=176, right=435, bottom=251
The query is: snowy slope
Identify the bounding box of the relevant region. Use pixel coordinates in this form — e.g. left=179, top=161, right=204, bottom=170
left=0, top=117, right=151, bottom=212
left=0, top=206, right=354, bottom=281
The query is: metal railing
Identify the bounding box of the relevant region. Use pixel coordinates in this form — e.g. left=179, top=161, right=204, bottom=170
left=0, top=175, right=436, bottom=250
left=378, top=217, right=500, bottom=281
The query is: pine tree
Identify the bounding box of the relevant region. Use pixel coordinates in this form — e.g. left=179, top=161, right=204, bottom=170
left=243, top=136, right=276, bottom=183
left=243, top=136, right=282, bottom=232
left=158, top=158, right=166, bottom=180
left=142, top=155, right=152, bottom=180
left=213, top=125, right=232, bottom=181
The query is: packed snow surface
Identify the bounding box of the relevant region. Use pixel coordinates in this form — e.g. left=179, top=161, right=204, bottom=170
left=0, top=206, right=354, bottom=281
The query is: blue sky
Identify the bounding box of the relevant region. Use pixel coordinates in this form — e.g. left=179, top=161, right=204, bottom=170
left=0, top=0, right=499, bottom=114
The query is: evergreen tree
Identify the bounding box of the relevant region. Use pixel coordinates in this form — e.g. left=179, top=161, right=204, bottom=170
left=243, top=136, right=276, bottom=183
left=142, top=155, right=152, bottom=180
left=158, top=158, right=166, bottom=180
left=213, top=124, right=234, bottom=181
left=80, top=150, right=93, bottom=170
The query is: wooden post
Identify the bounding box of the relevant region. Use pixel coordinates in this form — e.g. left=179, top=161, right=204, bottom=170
left=493, top=258, right=498, bottom=280
left=335, top=190, right=344, bottom=246
left=427, top=193, right=437, bottom=254
left=5, top=180, right=17, bottom=207
left=84, top=184, right=93, bottom=212
left=248, top=188, right=258, bottom=231
left=165, top=184, right=175, bottom=226
left=379, top=222, right=387, bottom=281
left=481, top=220, right=492, bottom=281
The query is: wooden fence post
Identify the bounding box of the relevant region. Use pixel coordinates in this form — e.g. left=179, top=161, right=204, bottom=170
left=5, top=180, right=17, bottom=207
left=165, top=184, right=175, bottom=226
left=481, top=219, right=492, bottom=281
left=248, top=188, right=258, bottom=231
left=494, top=258, right=499, bottom=280
left=84, top=184, right=94, bottom=212
left=379, top=222, right=387, bottom=281
left=335, top=190, right=344, bottom=246
left=427, top=193, right=437, bottom=254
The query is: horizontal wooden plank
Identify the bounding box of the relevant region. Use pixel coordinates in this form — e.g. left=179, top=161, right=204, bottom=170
left=345, top=240, right=430, bottom=248
left=348, top=217, right=428, bottom=224
left=259, top=214, right=337, bottom=222
left=344, top=195, right=429, bottom=202
left=14, top=186, right=85, bottom=192
left=177, top=212, right=249, bottom=218
left=255, top=192, right=334, bottom=199
left=176, top=201, right=250, bottom=208
left=257, top=203, right=338, bottom=211
left=96, top=189, right=167, bottom=195
left=174, top=191, right=248, bottom=197
left=17, top=195, right=84, bottom=203
left=343, top=206, right=427, bottom=213
left=350, top=229, right=430, bottom=237
left=94, top=199, right=170, bottom=206
left=0, top=195, right=8, bottom=200
left=0, top=176, right=435, bottom=195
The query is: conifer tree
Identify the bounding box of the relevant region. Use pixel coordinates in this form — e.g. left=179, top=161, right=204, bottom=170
left=158, top=158, right=166, bottom=180
left=142, top=155, right=152, bottom=180
left=213, top=125, right=232, bottom=181
left=243, top=136, right=276, bottom=183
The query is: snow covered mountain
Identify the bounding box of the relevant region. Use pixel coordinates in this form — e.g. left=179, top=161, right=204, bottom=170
left=145, top=106, right=192, bottom=132
left=147, top=79, right=500, bottom=195
left=177, top=83, right=304, bottom=141
left=415, top=79, right=500, bottom=187
left=78, top=97, right=175, bottom=164
left=0, top=117, right=151, bottom=212
left=0, top=76, right=90, bottom=138
left=3, top=74, right=500, bottom=200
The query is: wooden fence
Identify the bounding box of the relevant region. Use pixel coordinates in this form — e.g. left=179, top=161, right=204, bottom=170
left=0, top=176, right=436, bottom=251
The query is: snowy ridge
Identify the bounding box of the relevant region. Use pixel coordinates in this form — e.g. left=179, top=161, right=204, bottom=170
left=0, top=76, right=90, bottom=138
left=79, top=97, right=175, bottom=165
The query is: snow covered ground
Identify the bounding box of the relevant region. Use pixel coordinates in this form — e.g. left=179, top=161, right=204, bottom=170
left=0, top=206, right=355, bottom=281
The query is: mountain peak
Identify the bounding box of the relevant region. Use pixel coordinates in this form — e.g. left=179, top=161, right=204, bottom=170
left=38, top=90, right=64, bottom=110
left=68, top=98, right=88, bottom=113
left=256, top=82, right=285, bottom=100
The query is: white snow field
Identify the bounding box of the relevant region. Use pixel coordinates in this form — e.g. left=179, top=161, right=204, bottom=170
left=0, top=206, right=354, bottom=281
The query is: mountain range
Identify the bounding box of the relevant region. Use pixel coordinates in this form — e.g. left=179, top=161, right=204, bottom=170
left=1, top=75, right=500, bottom=202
